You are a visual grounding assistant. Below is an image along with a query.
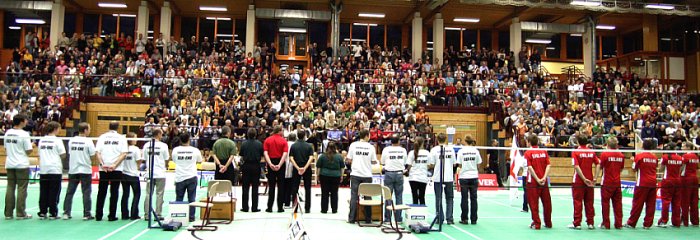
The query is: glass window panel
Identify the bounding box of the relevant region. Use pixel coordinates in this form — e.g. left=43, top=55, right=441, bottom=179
left=386, top=25, right=402, bottom=51
left=63, top=13, right=76, bottom=36
left=352, top=24, right=367, bottom=44
left=257, top=19, right=276, bottom=47
left=119, top=16, right=135, bottom=38
left=601, top=36, right=616, bottom=59
left=199, top=18, right=215, bottom=42
left=4, top=14, right=21, bottom=49
left=148, top=15, right=154, bottom=39
left=102, top=14, right=117, bottom=36
left=480, top=30, right=492, bottom=50
left=545, top=34, right=560, bottom=59
left=217, top=18, right=233, bottom=42
left=295, top=34, right=307, bottom=56
left=499, top=31, right=509, bottom=52
left=445, top=28, right=461, bottom=51
left=279, top=33, right=291, bottom=55
left=309, top=21, right=328, bottom=50
left=340, top=23, right=350, bottom=44
left=462, top=29, right=477, bottom=49
left=83, top=14, right=99, bottom=35
left=181, top=17, right=197, bottom=43
left=235, top=19, right=246, bottom=46
left=369, top=24, right=384, bottom=49
left=567, top=35, right=582, bottom=59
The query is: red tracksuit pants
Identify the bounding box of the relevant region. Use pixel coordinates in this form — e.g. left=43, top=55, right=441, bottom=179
left=659, top=179, right=682, bottom=226
left=600, top=185, right=623, bottom=229
left=572, top=184, right=595, bottom=226
left=527, top=184, right=552, bottom=229
left=626, top=186, right=657, bottom=228
left=681, top=177, right=699, bottom=226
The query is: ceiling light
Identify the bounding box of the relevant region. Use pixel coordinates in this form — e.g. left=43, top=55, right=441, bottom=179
left=570, top=33, right=583, bottom=37
left=525, top=39, right=552, bottom=44
left=645, top=4, right=675, bottom=10
left=570, top=0, right=601, bottom=7
left=445, top=27, right=465, bottom=31
left=279, top=27, right=307, bottom=33
left=216, top=34, right=235, bottom=37
left=546, top=47, right=556, bottom=50
left=596, top=25, right=616, bottom=30
left=205, top=17, right=231, bottom=21
left=454, top=18, right=480, bottom=23
left=343, top=38, right=367, bottom=42
left=15, top=18, right=46, bottom=24
left=112, top=14, right=136, bottom=17
left=358, top=13, right=385, bottom=18
left=660, top=37, right=671, bottom=41
left=98, top=2, right=127, bottom=8
left=427, top=41, right=434, bottom=44
left=199, top=6, right=227, bottom=11
left=353, top=23, right=378, bottom=27
left=8, top=26, right=21, bottom=30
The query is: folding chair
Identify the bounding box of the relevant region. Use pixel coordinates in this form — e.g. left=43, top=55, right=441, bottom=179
left=188, top=182, right=221, bottom=236
left=357, top=183, right=384, bottom=227
left=204, top=180, right=235, bottom=224
left=380, top=186, right=412, bottom=239
left=198, top=162, right=216, bottom=188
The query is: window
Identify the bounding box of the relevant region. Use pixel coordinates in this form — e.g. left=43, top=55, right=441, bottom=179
left=499, top=31, right=509, bottom=52
left=217, top=18, right=234, bottom=43
left=199, top=17, right=215, bottom=42
left=480, top=30, right=492, bottom=50
left=623, top=31, right=642, bottom=54
left=83, top=14, right=99, bottom=35
left=102, top=14, right=117, bottom=36
left=308, top=21, right=328, bottom=50
left=386, top=25, right=402, bottom=50
left=148, top=15, right=154, bottom=39
left=369, top=24, right=384, bottom=49
left=119, top=16, right=135, bottom=38
left=426, top=27, right=433, bottom=57
left=257, top=20, right=276, bottom=47
left=352, top=24, right=367, bottom=44
left=295, top=34, right=307, bottom=56
left=235, top=19, right=246, bottom=46
left=279, top=33, right=291, bottom=55
left=545, top=34, right=561, bottom=59
left=3, top=14, right=20, bottom=49
left=601, top=36, right=616, bottom=59
left=340, top=23, right=350, bottom=44
left=445, top=28, right=461, bottom=51
left=567, top=35, right=583, bottom=59
left=181, top=17, right=197, bottom=43
left=63, top=13, right=76, bottom=36
left=462, top=29, right=477, bottom=49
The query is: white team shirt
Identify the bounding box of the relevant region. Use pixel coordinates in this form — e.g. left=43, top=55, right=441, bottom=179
left=457, top=146, right=482, bottom=179
left=122, top=145, right=142, bottom=177
left=142, top=140, right=170, bottom=179
left=172, top=145, right=203, bottom=183
left=407, top=149, right=430, bottom=183
left=3, top=128, right=33, bottom=169
left=348, top=140, right=377, bottom=178
left=96, top=131, right=128, bottom=171
left=381, top=145, right=407, bottom=172
left=38, top=135, right=66, bottom=174
left=429, top=145, right=457, bottom=183
left=68, top=136, right=96, bottom=174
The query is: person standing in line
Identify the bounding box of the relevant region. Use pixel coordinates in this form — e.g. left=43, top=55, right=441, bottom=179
left=64, top=122, right=96, bottom=220
left=428, top=133, right=457, bottom=225
left=524, top=134, right=552, bottom=230
left=282, top=133, right=298, bottom=209
left=240, top=129, right=264, bottom=212
left=569, top=135, right=599, bottom=230
left=624, top=139, right=659, bottom=229
left=681, top=142, right=699, bottom=226
left=121, top=132, right=142, bottom=220
left=4, top=114, right=33, bottom=220
left=486, top=139, right=504, bottom=187
left=290, top=131, right=316, bottom=213
left=406, top=137, right=430, bottom=205
left=263, top=125, right=289, bottom=213
left=316, top=142, right=345, bottom=214
left=380, top=135, right=408, bottom=223
left=456, top=135, right=482, bottom=225
left=595, top=137, right=626, bottom=229
left=95, top=121, right=128, bottom=221
left=212, top=126, right=238, bottom=185
left=37, top=121, right=66, bottom=220
left=347, top=129, right=377, bottom=224
left=172, top=133, right=203, bottom=222
left=657, top=142, right=684, bottom=228
left=142, top=128, right=170, bottom=220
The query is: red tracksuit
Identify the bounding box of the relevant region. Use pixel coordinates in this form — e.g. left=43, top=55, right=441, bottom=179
left=626, top=152, right=658, bottom=228
left=681, top=153, right=699, bottom=226
left=524, top=146, right=552, bottom=229
left=571, top=146, right=599, bottom=227
left=659, top=154, right=684, bottom=227
left=600, top=150, right=625, bottom=229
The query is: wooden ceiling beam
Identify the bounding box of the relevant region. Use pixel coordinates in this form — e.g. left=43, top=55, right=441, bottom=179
left=493, top=6, right=530, bottom=29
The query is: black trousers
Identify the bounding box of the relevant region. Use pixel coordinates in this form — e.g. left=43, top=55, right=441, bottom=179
left=291, top=168, right=312, bottom=212
left=409, top=181, right=427, bottom=205
left=283, top=177, right=294, bottom=207
left=241, top=165, right=261, bottom=211
left=489, top=161, right=504, bottom=187
left=320, top=175, right=340, bottom=213
left=120, top=174, right=141, bottom=219
left=39, top=174, right=62, bottom=216
left=96, top=171, right=122, bottom=219
left=459, top=178, right=479, bottom=223
left=522, top=178, right=529, bottom=212
left=266, top=158, right=285, bottom=211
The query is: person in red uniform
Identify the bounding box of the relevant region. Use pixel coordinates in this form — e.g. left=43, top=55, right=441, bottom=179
left=658, top=142, right=685, bottom=228
left=263, top=125, right=289, bottom=213
left=681, top=142, right=699, bottom=226
left=595, top=137, right=626, bottom=229
left=524, top=134, right=552, bottom=230
left=569, top=135, right=599, bottom=230
left=625, top=139, right=659, bottom=229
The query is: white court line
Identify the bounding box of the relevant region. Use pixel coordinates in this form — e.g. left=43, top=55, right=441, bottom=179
left=97, top=219, right=140, bottom=240
left=450, top=225, right=483, bottom=240
left=440, top=232, right=458, bottom=240
left=129, top=229, right=149, bottom=240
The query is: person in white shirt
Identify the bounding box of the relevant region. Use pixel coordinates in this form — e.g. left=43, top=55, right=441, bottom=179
left=121, top=132, right=143, bottom=220
left=429, top=133, right=458, bottom=225
left=456, top=135, right=483, bottom=225
left=142, top=128, right=170, bottom=220
left=346, top=129, right=378, bottom=224
left=63, top=122, right=96, bottom=220
left=95, top=121, right=128, bottom=221
left=172, top=133, right=203, bottom=222
left=380, top=136, right=408, bottom=223
left=37, top=121, right=66, bottom=219
left=4, top=114, right=34, bottom=220
left=407, top=137, right=430, bottom=205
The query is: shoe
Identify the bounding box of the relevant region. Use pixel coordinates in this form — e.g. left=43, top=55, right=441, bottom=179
left=446, top=221, right=455, bottom=225
left=520, top=209, right=529, bottom=213
left=95, top=217, right=102, bottom=221
left=657, top=222, right=668, bottom=228
left=643, top=226, right=651, bottom=230
left=305, top=210, right=310, bottom=214
left=265, top=209, right=273, bottom=213
left=17, top=214, right=32, bottom=220
left=587, top=224, right=595, bottom=230
left=83, top=216, right=94, bottom=221
left=108, top=217, right=118, bottom=222
left=599, top=224, right=609, bottom=229
left=321, top=211, right=327, bottom=214
left=568, top=224, right=581, bottom=230
left=459, top=220, right=469, bottom=225
left=130, top=216, right=141, bottom=220
left=347, top=220, right=356, bottom=224
left=530, top=224, right=541, bottom=230
left=252, top=209, right=261, bottom=213
left=277, top=209, right=285, bottom=213
left=49, top=215, right=60, bottom=220
left=240, top=209, right=249, bottom=212
left=37, top=213, right=47, bottom=220
left=472, top=221, right=477, bottom=225
left=332, top=210, right=338, bottom=214
left=544, top=225, right=552, bottom=229
left=62, top=214, right=72, bottom=220
left=623, top=224, right=635, bottom=229
left=5, top=216, right=13, bottom=220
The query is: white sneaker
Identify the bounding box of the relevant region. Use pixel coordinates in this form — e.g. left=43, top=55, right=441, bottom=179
left=588, top=224, right=595, bottom=230
left=568, top=224, right=581, bottom=230
left=62, top=214, right=72, bottom=220
left=657, top=222, right=668, bottom=228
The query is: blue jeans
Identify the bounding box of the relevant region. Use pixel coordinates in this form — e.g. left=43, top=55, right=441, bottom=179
left=434, top=182, right=454, bottom=223
left=384, top=171, right=404, bottom=222
left=175, top=177, right=197, bottom=220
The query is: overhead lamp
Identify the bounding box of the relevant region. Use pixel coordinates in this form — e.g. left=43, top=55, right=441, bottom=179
left=343, top=38, right=366, bottom=42
left=279, top=27, right=307, bottom=33
left=353, top=23, right=378, bottom=27
left=570, top=33, right=583, bottom=37
left=205, top=17, right=231, bottom=21
left=445, top=27, right=464, bottom=31
left=112, top=14, right=136, bottom=17
left=358, top=13, right=385, bottom=18
left=216, top=34, right=238, bottom=37
left=98, top=2, right=127, bottom=8
left=546, top=47, right=556, bottom=50
left=660, top=37, right=672, bottom=41
left=525, top=39, right=552, bottom=44
left=427, top=41, right=434, bottom=44
left=200, top=6, right=227, bottom=11
left=645, top=4, right=675, bottom=10
left=8, top=26, right=21, bottom=30
left=16, top=18, right=46, bottom=24
left=454, top=18, right=480, bottom=23
left=570, top=0, right=602, bottom=7
left=596, top=25, right=616, bottom=30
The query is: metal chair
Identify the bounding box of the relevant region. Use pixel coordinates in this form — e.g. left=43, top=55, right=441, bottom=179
left=357, top=183, right=384, bottom=227
left=203, top=180, right=235, bottom=224
left=198, top=162, right=216, bottom=187
left=380, top=186, right=412, bottom=239
left=188, top=182, right=221, bottom=236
